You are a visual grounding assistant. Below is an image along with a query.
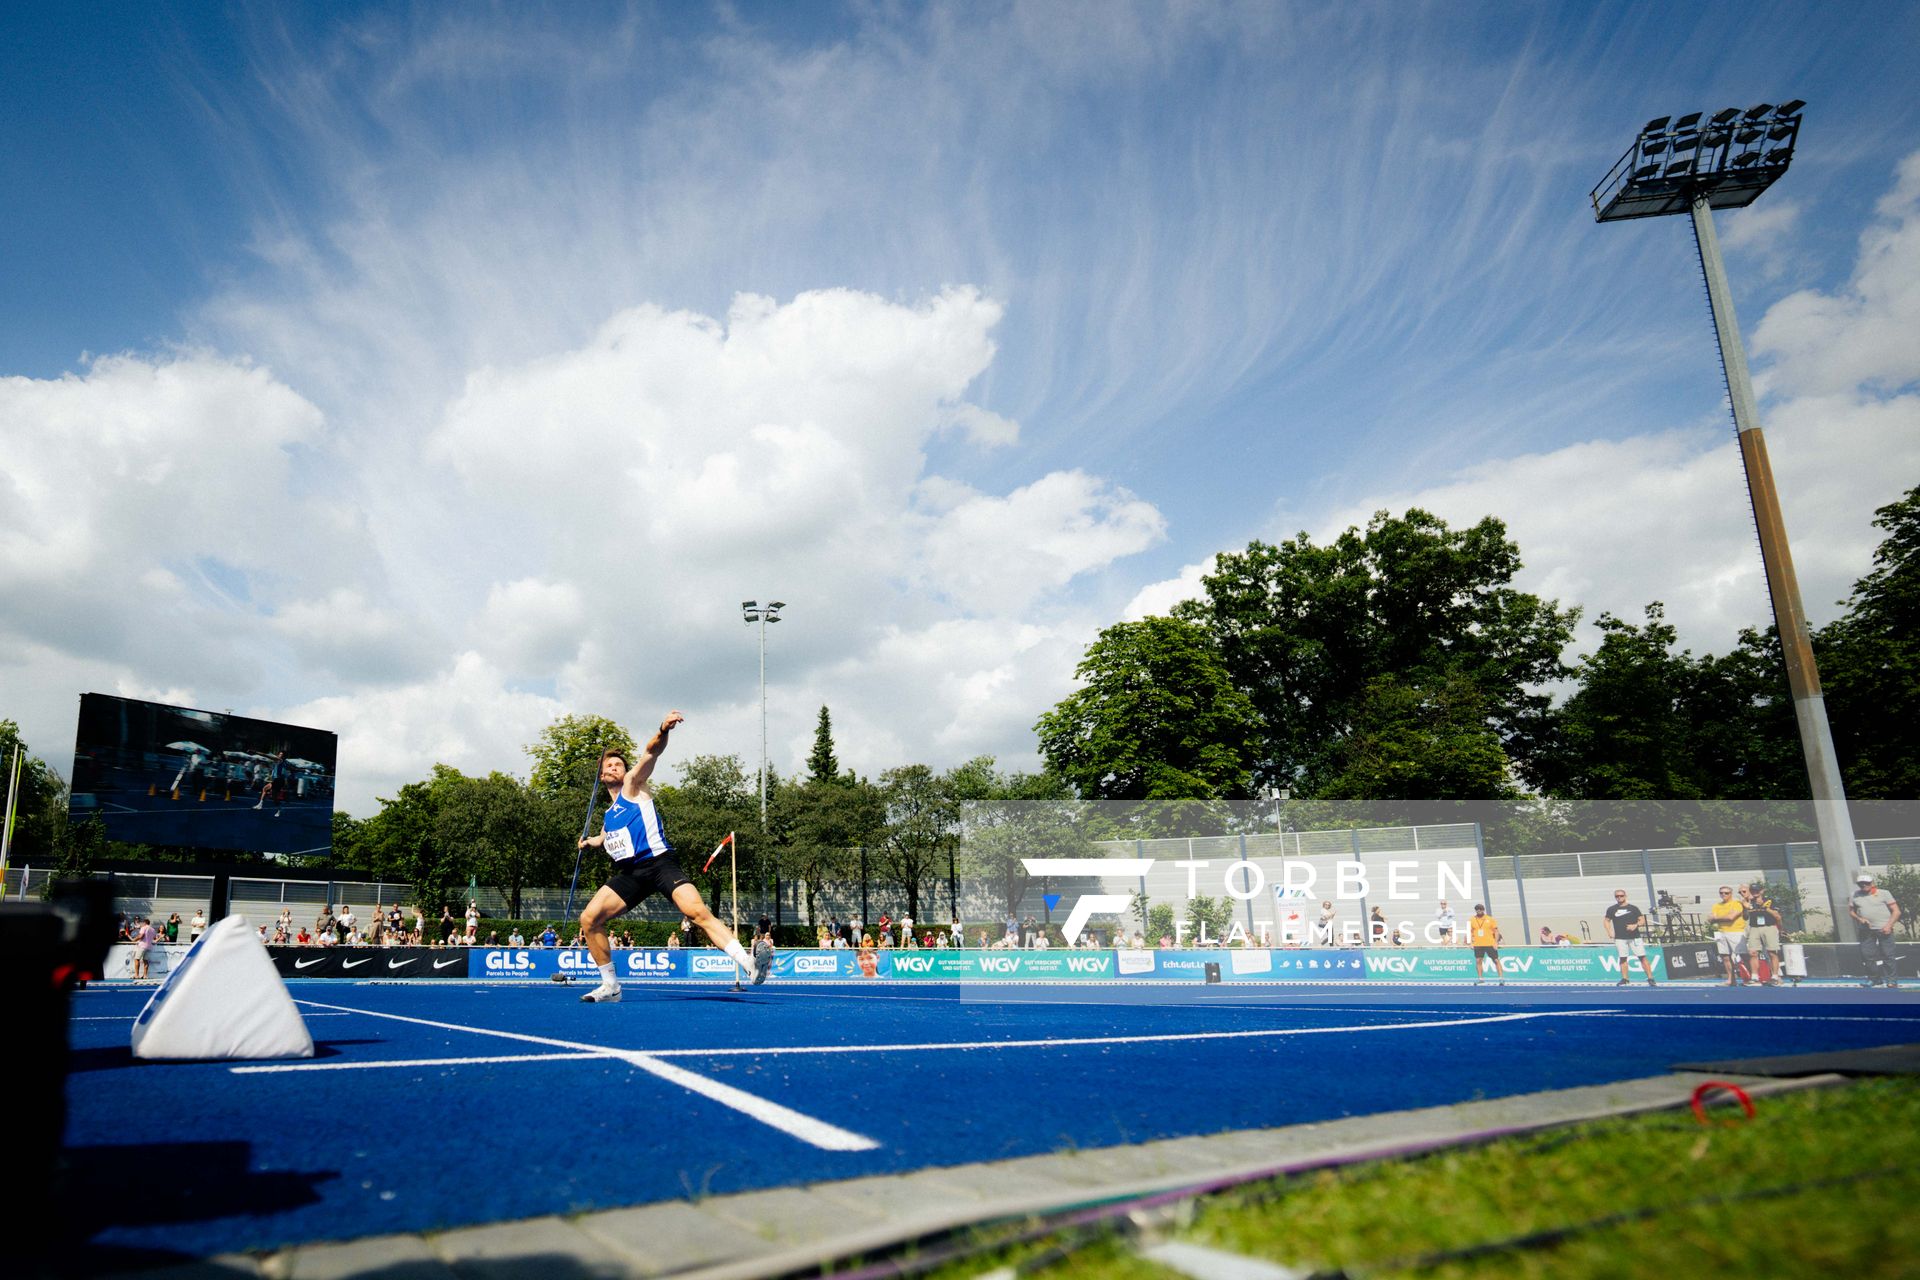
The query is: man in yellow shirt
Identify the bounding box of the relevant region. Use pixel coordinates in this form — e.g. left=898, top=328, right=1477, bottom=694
left=1709, top=885, right=1748, bottom=986
left=1469, top=904, right=1504, bottom=986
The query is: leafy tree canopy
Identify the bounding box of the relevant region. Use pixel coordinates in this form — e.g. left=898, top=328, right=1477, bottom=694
left=1035, top=615, right=1262, bottom=800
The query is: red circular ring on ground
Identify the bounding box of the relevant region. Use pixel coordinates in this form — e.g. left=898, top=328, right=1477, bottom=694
left=1690, top=1080, right=1756, bottom=1125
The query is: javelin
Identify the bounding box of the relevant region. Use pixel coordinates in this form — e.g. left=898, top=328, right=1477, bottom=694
left=563, top=748, right=608, bottom=918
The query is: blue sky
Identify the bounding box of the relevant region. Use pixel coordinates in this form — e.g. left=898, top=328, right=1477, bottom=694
left=4, top=1, right=1918, bottom=814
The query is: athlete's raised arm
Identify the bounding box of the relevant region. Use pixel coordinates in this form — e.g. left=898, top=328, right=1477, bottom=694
left=624, top=711, right=685, bottom=794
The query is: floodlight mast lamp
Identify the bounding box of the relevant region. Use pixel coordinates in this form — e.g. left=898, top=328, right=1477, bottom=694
left=741, top=600, right=785, bottom=830
left=1593, top=101, right=1861, bottom=922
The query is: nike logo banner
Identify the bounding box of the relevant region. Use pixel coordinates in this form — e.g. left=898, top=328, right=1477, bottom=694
left=266, top=946, right=469, bottom=979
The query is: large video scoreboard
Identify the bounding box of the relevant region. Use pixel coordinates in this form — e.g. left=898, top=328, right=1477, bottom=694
left=69, top=693, right=338, bottom=855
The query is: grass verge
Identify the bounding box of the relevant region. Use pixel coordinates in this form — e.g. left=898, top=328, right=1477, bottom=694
left=908, top=1075, right=1920, bottom=1280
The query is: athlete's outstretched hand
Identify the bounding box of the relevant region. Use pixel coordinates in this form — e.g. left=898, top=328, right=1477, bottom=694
left=660, top=710, right=685, bottom=732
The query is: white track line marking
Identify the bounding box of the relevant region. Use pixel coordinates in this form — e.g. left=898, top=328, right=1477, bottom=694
left=287, top=1000, right=877, bottom=1152
left=234, top=1052, right=602, bottom=1072
left=641, top=1009, right=1608, bottom=1055
left=264, top=1008, right=1600, bottom=1073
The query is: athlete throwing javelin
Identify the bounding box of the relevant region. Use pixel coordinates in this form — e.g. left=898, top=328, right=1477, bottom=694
left=575, top=712, right=757, bottom=1002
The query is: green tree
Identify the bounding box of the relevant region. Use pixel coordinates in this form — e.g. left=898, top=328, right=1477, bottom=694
left=1534, top=606, right=1700, bottom=800
left=806, top=706, right=839, bottom=783
left=876, top=764, right=958, bottom=920
left=432, top=771, right=574, bottom=918
left=1535, top=605, right=1809, bottom=803
left=1819, top=485, right=1920, bottom=798
left=1172, top=509, right=1576, bottom=796
left=956, top=764, right=1085, bottom=917
left=0, top=720, right=66, bottom=868
left=654, top=753, right=758, bottom=910
left=777, top=773, right=884, bottom=922
left=1319, top=675, right=1515, bottom=800
left=525, top=714, right=638, bottom=797
left=1035, top=615, right=1262, bottom=800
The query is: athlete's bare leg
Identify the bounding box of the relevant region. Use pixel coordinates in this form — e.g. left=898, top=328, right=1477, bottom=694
left=671, top=883, right=743, bottom=952
left=579, top=885, right=629, bottom=967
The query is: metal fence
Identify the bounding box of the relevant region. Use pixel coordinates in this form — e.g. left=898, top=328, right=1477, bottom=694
left=8, top=830, right=1915, bottom=943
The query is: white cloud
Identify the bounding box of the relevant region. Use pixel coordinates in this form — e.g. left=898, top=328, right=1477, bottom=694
left=280, top=653, right=565, bottom=802
left=917, top=469, right=1166, bottom=615
left=1130, top=152, right=1920, bottom=660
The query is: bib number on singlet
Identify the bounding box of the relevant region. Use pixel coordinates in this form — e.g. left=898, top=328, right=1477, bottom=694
left=604, top=825, right=638, bottom=862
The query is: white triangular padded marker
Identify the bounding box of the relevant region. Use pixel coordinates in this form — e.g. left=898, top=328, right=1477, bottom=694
left=132, top=914, right=314, bottom=1060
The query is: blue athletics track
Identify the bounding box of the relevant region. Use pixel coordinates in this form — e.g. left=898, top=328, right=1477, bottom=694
left=62, top=974, right=1920, bottom=1264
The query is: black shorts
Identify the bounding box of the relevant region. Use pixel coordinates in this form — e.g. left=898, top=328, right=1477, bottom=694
left=1474, top=945, right=1500, bottom=959
left=605, top=853, right=692, bottom=910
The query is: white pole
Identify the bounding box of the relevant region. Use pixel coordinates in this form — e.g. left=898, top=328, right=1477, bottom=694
left=0, top=745, right=22, bottom=900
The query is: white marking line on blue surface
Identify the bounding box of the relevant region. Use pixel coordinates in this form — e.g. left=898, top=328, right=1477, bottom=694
left=235, top=1052, right=602, bottom=1072
left=639, top=1009, right=1610, bottom=1056
left=73, top=1012, right=352, bottom=1022
left=285, top=1000, right=878, bottom=1153
left=257, top=1009, right=1605, bottom=1075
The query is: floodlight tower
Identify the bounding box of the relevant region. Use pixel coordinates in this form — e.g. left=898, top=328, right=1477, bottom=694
left=741, top=600, right=785, bottom=829
left=1592, top=101, right=1862, bottom=925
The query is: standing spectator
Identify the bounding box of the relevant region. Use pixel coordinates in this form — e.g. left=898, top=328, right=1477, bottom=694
left=753, top=915, right=775, bottom=985
left=315, top=904, right=336, bottom=943
left=439, top=904, right=457, bottom=938
left=898, top=911, right=913, bottom=948
left=1743, top=886, right=1785, bottom=987
left=189, top=909, right=207, bottom=943
left=1020, top=915, right=1036, bottom=948
left=1315, top=900, right=1337, bottom=947
left=1433, top=900, right=1458, bottom=945
left=1603, top=890, right=1658, bottom=987
left=1708, top=886, right=1748, bottom=986
left=132, top=918, right=156, bottom=980
left=277, top=907, right=294, bottom=938
left=1369, top=905, right=1390, bottom=946
left=163, top=912, right=182, bottom=944
left=951, top=914, right=964, bottom=948
left=508, top=928, right=526, bottom=947
left=540, top=924, right=558, bottom=948
left=1469, top=904, right=1504, bottom=986
left=1849, top=872, right=1903, bottom=989
left=1004, top=913, right=1019, bottom=946
left=413, top=905, right=426, bottom=940
left=337, top=904, right=356, bottom=945
left=466, top=900, right=480, bottom=935
left=387, top=904, right=404, bottom=938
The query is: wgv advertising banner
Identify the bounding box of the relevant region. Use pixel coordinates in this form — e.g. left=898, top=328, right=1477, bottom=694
left=1361, top=947, right=1654, bottom=983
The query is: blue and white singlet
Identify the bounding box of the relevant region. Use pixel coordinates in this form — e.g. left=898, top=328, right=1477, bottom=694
left=601, top=788, right=672, bottom=863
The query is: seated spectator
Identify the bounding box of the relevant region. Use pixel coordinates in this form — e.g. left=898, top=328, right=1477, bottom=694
left=485, top=930, right=499, bottom=946
left=508, top=929, right=526, bottom=947
left=935, top=931, right=950, bottom=949
left=540, top=925, right=558, bottom=948
left=666, top=931, right=681, bottom=949
left=295, top=925, right=312, bottom=945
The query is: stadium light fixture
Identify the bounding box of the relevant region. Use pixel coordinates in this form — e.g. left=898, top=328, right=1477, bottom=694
left=1591, top=101, right=1861, bottom=924
left=741, top=600, right=787, bottom=831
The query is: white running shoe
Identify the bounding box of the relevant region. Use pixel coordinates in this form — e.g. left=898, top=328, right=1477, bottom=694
left=580, top=984, right=622, bottom=1003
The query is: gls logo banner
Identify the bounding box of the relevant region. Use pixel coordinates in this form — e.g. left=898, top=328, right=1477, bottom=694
left=621, top=950, right=672, bottom=976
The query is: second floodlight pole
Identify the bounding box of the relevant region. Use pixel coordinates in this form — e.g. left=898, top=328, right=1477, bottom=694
left=1689, top=193, right=1861, bottom=925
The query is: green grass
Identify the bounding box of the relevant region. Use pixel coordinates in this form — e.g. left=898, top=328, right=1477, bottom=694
left=907, top=1077, right=1920, bottom=1280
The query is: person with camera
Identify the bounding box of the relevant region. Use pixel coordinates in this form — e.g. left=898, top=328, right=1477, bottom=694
left=1603, top=890, right=1658, bottom=986
left=1742, top=886, right=1785, bottom=986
